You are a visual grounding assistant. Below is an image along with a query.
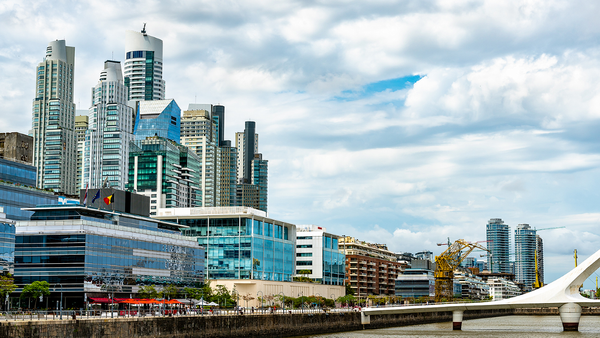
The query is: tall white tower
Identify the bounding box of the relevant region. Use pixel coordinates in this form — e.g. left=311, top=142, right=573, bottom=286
left=123, top=26, right=165, bottom=102
left=83, top=61, right=134, bottom=189
left=31, top=40, right=77, bottom=195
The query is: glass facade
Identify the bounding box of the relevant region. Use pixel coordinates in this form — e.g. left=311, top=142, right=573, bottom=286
left=515, top=224, right=537, bottom=291
left=14, top=206, right=205, bottom=295
left=0, top=158, right=36, bottom=186
left=0, top=184, right=58, bottom=221
left=486, top=218, right=511, bottom=273
left=134, top=99, right=181, bottom=143
left=173, top=215, right=295, bottom=282
left=0, top=219, right=15, bottom=274
left=322, top=236, right=345, bottom=286
left=128, top=137, right=202, bottom=212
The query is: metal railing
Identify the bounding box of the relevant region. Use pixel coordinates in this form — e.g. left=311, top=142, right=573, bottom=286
left=0, top=306, right=367, bottom=321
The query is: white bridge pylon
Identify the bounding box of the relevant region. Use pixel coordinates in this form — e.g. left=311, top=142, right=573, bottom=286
left=361, top=248, right=600, bottom=331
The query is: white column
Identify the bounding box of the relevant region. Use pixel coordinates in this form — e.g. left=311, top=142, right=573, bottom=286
left=559, top=303, right=581, bottom=331
left=452, top=310, right=464, bottom=330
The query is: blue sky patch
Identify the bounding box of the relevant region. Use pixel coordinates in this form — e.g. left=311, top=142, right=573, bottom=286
left=334, top=74, right=423, bottom=102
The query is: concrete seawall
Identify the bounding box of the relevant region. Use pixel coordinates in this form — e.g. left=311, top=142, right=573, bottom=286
left=0, top=308, right=557, bottom=338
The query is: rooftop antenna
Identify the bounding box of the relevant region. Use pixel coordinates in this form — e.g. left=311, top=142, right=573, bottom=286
left=141, top=23, right=147, bottom=34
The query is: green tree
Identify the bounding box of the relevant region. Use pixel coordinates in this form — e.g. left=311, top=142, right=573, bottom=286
left=138, top=285, right=159, bottom=299
left=213, top=285, right=233, bottom=307
left=596, top=288, right=600, bottom=299
left=162, top=285, right=179, bottom=299
left=20, top=281, right=50, bottom=309
left=345, top=283, right=355, bottom=296
left=0, top=273, right=17, bottom=309
left=183, top=287, right=204, bottom=300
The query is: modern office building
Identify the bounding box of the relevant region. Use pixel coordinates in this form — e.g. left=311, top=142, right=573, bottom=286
left=395, top=268, right=435, bottom=299
left=0, top=207, right=15, bottom=274
left=83, top=61, right=135, bottom=190
left=536, top=235, right=544, bottom=286
left=486, top=218, right=511, bottom=273
left=31, top=39, right=77, bottom=195
left=415, top=251, right=433, bottom=262
left=127, top=136, right=201, bottom=214
left=515, top=224, right=537, bottom=291
left=75, top=115, right=88, bottom=190
left=154, top=207, right=296, bottom=282
left=294, top=225, right=345, bottom=285
left=14, top=202, right=204, bottom=309
left=133, top=99, right=181, bottom=143
left=339, top=237, right=404, bottom=296
left=0, top=157, right=58, bottom=220
left=124, top=28, right=165, bottom=102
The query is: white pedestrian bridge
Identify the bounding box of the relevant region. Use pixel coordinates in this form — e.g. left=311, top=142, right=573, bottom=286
left=362, top=248, right=600, bottom=331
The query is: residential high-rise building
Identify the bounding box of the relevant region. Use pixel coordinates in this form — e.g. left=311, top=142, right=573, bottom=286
left=124, top=27, right=165, bottom=102
left=74, top=115, right=88, bottom=190
left=536, top=235, right=544, bottom=286
left=133, top=99, right=181, bottom=143
left=233, top=122, right=267, bottom=212
left=127, top=136, right=201, bottom=215
left=219, top=141, right=238, bottom=207
left=295, top=225, right=345, bottom=286
left=180, top=105, right=217, bottom=207
left=486, top=218, right=511, bottom=274
left=339, top=237, right=404, bottom=296
left=83, top=61, right=134, bottom=190
left=31, top=40, right=77, bottom=195
left=514, top=224, right=537, bottom=291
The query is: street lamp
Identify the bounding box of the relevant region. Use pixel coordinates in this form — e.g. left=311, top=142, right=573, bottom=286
left=53, top=283, right=63, bottom=320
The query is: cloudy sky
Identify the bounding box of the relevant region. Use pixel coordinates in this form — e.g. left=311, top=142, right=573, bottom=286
left=2, top=0, right=600, bottom=287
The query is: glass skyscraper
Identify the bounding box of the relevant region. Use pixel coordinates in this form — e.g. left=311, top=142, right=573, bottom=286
left=83, top=61, right=135, bottom=190
left=31, top=40, right=77, bottom=195
left=128, top=136, right=201, bottom=214
left=124, top=28, right=165, bottom=102
left=486, top=218, right=511, bottom=273
left=155, top=207, right=296, bottom=282
left=133, top=99, right=181, bottom=143
left=515, top=224, right=537, bottom=291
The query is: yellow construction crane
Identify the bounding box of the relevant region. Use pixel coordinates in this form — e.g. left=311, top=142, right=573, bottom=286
left=434, top=239, right=489, bottom=302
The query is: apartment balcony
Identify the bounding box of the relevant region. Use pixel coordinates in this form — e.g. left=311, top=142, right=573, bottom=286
left=359, top=261, right=367, bottom=264
left=368, top=262, right=376, bottom=266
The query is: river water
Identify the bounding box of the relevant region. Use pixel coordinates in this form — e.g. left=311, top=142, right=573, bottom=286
left=301, top=315, right=600, bottom=337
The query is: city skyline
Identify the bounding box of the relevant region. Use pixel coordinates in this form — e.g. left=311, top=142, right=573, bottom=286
left=2, top=1, right=600, bottom=288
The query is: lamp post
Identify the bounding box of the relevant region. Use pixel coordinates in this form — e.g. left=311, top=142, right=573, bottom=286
left=257, top=291, right=263, bottom=313
left=53, top=283, right=63, bottom=320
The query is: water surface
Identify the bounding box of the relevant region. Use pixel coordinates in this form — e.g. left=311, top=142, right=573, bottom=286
left=302, top=315, right=600, bottom=337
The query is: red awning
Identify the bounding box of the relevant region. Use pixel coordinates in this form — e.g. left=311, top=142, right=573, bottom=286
left=89, top=297, right=113, bottom=304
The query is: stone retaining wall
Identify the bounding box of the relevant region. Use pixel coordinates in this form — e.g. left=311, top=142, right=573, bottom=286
left=0, top=308, right=563, bottom=338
